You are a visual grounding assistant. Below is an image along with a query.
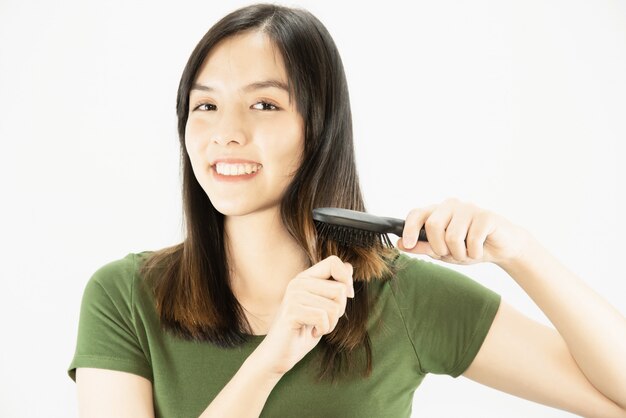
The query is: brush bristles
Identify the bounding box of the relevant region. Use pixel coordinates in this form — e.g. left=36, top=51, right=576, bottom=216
left=314, top=220, right=393, bottom=249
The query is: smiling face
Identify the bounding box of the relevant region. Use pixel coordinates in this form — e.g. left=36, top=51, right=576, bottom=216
left=185, top=31, right=305, bottom=217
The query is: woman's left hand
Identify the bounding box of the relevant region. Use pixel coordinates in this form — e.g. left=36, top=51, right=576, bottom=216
left=396, top=198, right=534, bottom=266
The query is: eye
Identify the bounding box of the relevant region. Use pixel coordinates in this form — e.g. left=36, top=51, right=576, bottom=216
left=193, top=103, right=217, bottom=111
left=251, top=101, right=279, bottom=111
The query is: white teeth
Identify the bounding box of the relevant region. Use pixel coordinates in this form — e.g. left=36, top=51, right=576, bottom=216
left=215, top=162, right=262, bottom=176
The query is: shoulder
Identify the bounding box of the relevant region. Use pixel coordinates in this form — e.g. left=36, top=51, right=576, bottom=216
left=70, top=252, right=157, bottom=383
left=386, top=252, right=462, bottom=289
left=385, top=252, right=500, bottom=306
left=391, top=252, right=464, bottom=280
left=84, top=251, right=155, bottom=305
left=383, top=253, right=501, bottom=376
left=389, top=252, right=488, bottom=286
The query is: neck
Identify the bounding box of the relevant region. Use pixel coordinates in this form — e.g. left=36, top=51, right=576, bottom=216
left=224, top=207, right=310, bottom=310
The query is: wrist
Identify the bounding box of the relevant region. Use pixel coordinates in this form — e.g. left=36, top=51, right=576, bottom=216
left=497, top=229, right=540, bottom=272
left=200, top=341, right=283, bottom=418
left=246, top=344, right=286, bottom=383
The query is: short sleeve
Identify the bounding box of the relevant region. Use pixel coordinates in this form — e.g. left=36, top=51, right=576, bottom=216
left=67, top=254, right=153, bottom=382
left=389, top=254, right=501, bottom=377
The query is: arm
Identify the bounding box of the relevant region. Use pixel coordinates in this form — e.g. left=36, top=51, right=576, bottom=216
left=74, top=256, right=352, bottom=418
left=398, top=198, right=626, bottom=416
left=198, top=348, right=283, bottom=418
left=463, top=239, right=626, bottom=416
left=76, top=349, right=283, bottom=418
left=76, top=368, right=155, bottom=418
left=463, top=300, right=626, bottom=417
left=202, top=256, right=354, bottom=416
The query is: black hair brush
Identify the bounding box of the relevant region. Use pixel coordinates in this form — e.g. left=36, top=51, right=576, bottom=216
left=313, top=207, right=428, bottom=248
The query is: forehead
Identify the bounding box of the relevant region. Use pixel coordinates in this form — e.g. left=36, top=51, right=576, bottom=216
left=195, top=31, right=288, bottom=85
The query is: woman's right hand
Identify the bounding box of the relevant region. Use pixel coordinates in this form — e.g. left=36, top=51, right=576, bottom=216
left=254, top=255, right=355, bottom=377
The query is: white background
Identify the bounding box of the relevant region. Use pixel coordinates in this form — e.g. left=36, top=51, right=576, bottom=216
left=1, top=0, right=625, bottom=417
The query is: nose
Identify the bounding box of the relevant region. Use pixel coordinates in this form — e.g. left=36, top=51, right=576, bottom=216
left=211, top=106, right=248, bottom=146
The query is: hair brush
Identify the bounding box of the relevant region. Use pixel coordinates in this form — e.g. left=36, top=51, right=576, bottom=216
left=313, top=207, right=429, bottom=248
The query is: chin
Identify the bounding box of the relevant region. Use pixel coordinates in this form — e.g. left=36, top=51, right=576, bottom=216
left=209, top=199, right=277, bottom=218
left=210, top=201, right=249, bottom=217
left=204, top=188, right=253, bottom=216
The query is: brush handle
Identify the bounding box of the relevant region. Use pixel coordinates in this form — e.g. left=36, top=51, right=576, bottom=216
left=384, top=217, right=429, bottom=242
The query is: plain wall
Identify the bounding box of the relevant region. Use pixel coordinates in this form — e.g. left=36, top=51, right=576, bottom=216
left=1, top=0, right=625, bottom=416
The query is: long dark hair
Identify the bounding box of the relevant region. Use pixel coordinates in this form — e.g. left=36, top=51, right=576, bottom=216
left=140, top=3, right=398, bottom=383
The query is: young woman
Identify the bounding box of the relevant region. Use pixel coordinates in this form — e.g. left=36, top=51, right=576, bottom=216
left=68, top=4, right=626, bottom=418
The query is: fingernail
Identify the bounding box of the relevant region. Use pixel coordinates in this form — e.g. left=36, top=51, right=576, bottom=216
left=349, top=286, right=355, bottom=298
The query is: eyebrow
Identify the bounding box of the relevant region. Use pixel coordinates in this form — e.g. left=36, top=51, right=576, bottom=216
left=191, top=80, right=290, bottom=93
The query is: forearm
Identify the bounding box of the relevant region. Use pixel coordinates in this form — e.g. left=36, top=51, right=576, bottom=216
left=198, top=349, right=283, bottom=418
left=498, top=236, right=626, bottom=409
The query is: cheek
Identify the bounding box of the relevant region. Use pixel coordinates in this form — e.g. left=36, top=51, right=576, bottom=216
left=184, top=119, right=207, bottom=157
left=262, top=117, right=304, bottom=160
left=185, top=117, right=204, bottom=142
left=264, top=131, right=304, bottom=172
left=284, top=127, right=305, bottom=167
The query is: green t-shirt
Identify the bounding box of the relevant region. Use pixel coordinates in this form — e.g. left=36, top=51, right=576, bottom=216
left=68, top=251, right=500, bottom=418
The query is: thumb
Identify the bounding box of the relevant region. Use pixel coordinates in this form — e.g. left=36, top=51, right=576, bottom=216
left=396, top=238, right=434, bottom=256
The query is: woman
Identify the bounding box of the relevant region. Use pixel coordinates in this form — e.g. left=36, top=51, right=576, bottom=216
left=68, top=4, right=626, bottom=417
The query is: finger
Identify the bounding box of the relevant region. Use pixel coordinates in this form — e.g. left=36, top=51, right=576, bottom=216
left=294, top=278, right=350, bottom=302
left=445, top=212, right=473, bottom=261
left=292, top=305, right=329, bottom=338
left=402, top=205, right=435, bottom=249
left=293, top=290, right=347, bottom=317
left=293, top=290, right=346, bottom=323
left=343, top=261, right=353, bottom=279
left=424, top=206, right=453, bottom=257
left=466, top=211, right=493, bottom=260
left=299, top=256, right=354, bottom=297
left=396, top=238, right=432, bottom=255
left=396, top=237, right=439, bottom=258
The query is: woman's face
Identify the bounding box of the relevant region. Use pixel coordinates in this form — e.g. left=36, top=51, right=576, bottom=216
left=185, top=31, right=305, bottom=217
